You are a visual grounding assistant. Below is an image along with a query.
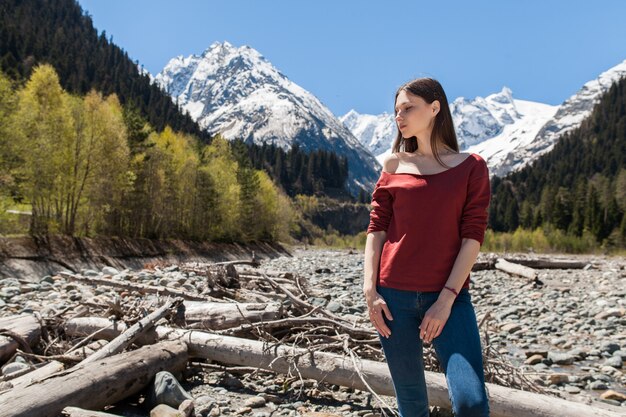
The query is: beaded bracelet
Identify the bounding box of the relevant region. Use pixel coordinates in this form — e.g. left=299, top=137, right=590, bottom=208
left=443, top=285, right=458, bottom=297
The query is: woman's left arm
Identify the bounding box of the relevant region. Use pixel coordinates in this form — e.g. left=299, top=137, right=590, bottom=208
left=437, top=238, right=481, bottom=306
left=419, top=238, right=481, bottom=343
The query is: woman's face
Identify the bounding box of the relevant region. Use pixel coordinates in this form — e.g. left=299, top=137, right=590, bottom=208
left=394, top=90, right=438, bottom=139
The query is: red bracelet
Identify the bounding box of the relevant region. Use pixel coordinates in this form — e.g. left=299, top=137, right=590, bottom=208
left=443, top=285, right=458, bottom=297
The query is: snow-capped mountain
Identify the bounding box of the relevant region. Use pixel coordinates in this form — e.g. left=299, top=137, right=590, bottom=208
left=342, top=59, right=626, bottom=178
left=341, top=87, right=558, bottom=177
left=339, top=110, right=397, bottom=158
left=455, top=89, right=558, bottom=177
left=154, top=41, right=380, bottom=195
left=497, top=59, right=626, bottom=175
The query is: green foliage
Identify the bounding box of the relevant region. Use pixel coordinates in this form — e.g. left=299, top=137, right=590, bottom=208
left=0, top=66, right=297, bottom=243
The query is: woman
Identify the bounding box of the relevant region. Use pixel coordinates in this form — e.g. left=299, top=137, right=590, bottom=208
left=363, top=77, right=491, bottom=417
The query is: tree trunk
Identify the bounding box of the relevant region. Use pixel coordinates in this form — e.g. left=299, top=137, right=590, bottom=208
left=0, top=340, right=188, bottom=417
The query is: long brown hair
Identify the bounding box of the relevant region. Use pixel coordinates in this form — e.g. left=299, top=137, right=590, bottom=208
left=391, top=77, right=459, bottom=168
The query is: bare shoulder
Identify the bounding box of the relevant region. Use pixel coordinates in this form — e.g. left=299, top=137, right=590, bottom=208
left=382, top=153, right=401, bottom=173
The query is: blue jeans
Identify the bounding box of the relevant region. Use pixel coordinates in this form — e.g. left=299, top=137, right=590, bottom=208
left=376, top=284, right=490, bottom=417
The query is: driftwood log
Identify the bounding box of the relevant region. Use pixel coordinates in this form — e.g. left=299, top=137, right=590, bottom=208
left=495, top=258, right=538, bottom=279
left=0, top=340, right=188, bottom=417
left=475, top=257, right=591, bottom=273
left=0, top=314, right=42, bottom=363
left=183, top=301, right=283, bottom=329
left=80, top=298, right=182, bottom=365
left=502, top=258, right=590, bottom=269
left=58, top=271, right=219, bottom=302
left=62, top=407, right=123, bottom=417
left=153, top=327, right=622, bottom=417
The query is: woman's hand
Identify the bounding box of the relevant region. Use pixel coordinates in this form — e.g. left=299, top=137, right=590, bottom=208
left=365, top=291, right=393, bottom=338
left=419, top=299, right=453, bottom=343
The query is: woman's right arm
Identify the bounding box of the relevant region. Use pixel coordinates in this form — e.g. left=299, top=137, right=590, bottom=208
left=363, top=230, right=386, bottom=296
left=362, top=168, right=395, bottom=337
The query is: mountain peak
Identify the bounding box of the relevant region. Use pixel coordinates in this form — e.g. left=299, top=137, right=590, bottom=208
left=155, top=42, right=380, bottom=195
left=201, top=40, right=237, bottom=59
left=488, top=86, right=514, bottom=104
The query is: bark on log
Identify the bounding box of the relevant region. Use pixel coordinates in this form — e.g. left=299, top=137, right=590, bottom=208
left=156, top=327, right=622, bottom=417
left=495, top=258, right=538, bottom=279
left=0, top=340, right=188, bottom=417
left=0, top=314, right=41, bottom=363
left=184, top=301, right=282, bottom=330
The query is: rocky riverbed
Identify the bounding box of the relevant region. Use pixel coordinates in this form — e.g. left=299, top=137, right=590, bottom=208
left=0, top=246, right=624, bottom=416
left=258, top=247, right=626, bottom=407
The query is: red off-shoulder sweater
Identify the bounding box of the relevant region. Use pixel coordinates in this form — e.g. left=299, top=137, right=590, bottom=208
left=367, top=152, right=491, bottom=292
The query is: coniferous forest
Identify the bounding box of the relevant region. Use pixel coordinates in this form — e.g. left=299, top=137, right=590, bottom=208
left=489, top=76, right=626, bottom=251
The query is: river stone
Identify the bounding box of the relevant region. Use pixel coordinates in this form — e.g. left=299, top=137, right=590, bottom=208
left=600, top=389, right=626, bottom=402
left=194, top=396, right=216, bottom=415
left=589, top=380, right=608, bottom=390
left=548, top=351, right=575, bottom=365
left=1, top=362, right=29, bottom=375
left=244, top=396, right=266, bottom=408
left=612, top=350, right=626, bottom=360
left=525, top=354, right=543, bottom=365
left=500, top=323, right=521, bottom=333
left=102, top=266, right=120, bottom=275
left=40, top=275, right=54, bottom=284
left=326, top=301, right=342, bottom=313
left=564, top=385, right=581, bottom=394
left=602, top=356, right=623, bottom=368
left=595, top=308, right=624, bottom=320
left=178, top=399, right=194, bottom=417
left=0, top=287, right=21, bottom=299
left=148, top=371, right=193, bottom=409
left=547, top=373, right=569, bottom=385
left=308, top=297, right=328, bottom=307
left=599, top=342, right=621, bottom=355
left=149, top=404, right=179, bottom=417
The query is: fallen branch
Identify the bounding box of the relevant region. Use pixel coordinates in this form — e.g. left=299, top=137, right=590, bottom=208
left=80, top=298, right=182, bottom=365
left=58, top=271, right=218, bottom=302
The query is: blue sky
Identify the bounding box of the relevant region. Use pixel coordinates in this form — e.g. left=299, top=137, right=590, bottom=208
left=77, top=0, right=625, bottom=117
